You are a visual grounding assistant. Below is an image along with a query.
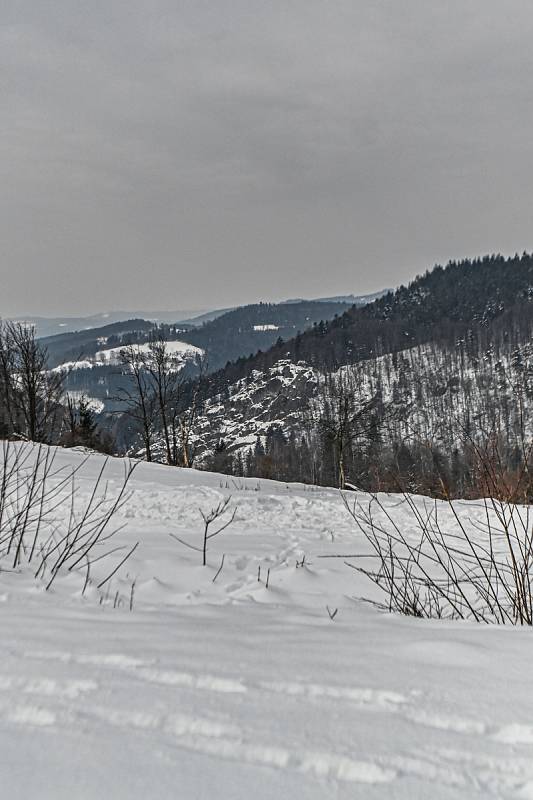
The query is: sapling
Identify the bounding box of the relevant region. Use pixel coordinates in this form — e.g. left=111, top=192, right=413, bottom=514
left=170, top=496, right=236, bottom=566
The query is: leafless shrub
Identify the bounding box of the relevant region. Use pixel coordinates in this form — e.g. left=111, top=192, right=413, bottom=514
left=0, top=441, right=138, bottom=596
left=342, top=487, right=533, bottom=624
left=331, top=421, right=533, bottom=625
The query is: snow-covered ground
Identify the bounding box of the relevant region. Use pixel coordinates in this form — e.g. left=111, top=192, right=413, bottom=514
left=2, top=445, right=533, bottom=799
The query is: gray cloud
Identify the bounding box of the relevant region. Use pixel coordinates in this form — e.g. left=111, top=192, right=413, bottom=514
left=2, top=1, right=533, bottom=315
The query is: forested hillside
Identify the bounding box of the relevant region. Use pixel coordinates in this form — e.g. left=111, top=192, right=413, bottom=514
left=195, top=334, right=533, bottom=495
left=204, top=253, right=533, bottom=393
left=176, top=300, right=350, bottom=371
left=187, top=254, right=533, bottom=496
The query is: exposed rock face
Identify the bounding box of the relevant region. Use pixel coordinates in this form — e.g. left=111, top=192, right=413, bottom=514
left=194, top=360, right=318, bottom=458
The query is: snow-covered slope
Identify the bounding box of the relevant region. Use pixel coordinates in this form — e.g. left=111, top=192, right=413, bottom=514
left=194, top=339, right=533, bottom=463
left=2, top=445, right=533, bottom=798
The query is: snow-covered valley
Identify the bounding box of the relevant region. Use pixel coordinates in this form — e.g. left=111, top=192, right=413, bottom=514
left=1, top=446, right=533, bottom=798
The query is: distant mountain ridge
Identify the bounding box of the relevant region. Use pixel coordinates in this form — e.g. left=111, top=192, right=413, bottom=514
left=6, top=310, right=210, bottom=338
left=6, top=289, right=387, bottom=338
left=282, top=289, right=390, bottom=305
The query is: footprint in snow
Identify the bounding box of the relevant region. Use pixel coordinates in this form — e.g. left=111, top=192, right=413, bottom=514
left=5, top=705, right=56, bottom=727
left=492, top=724, right=533, bottom=745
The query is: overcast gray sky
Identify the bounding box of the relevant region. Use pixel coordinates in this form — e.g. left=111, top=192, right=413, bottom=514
left=3, top=1, right=533, bottom=316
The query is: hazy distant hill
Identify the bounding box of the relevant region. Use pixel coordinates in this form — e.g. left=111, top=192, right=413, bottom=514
left=282, top=289, right=390, bottom=305
left=8, top=309, right=210, bottom=338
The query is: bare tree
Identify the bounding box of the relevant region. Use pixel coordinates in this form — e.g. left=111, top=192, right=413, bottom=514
left=313, top=370, right=381, bottom=489
left=0, top=324, right=16, bottom=435
left=170, top=495, right=236, bottom=566
left=172, top=354, right=208, bottom=468
left=117, top=335, right=207, bottom=467
left=0, top=321, right=64, bottom=442
left=117, top=344, right=158, bottom=462
left=145, top=334, right=183, bottom=466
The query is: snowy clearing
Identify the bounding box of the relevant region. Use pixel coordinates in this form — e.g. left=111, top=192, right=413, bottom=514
left=51, top=360, right=95, bottom=373
left=2, top=445, right=533, bottom=799
left=94, top=340, right=203, bottom=365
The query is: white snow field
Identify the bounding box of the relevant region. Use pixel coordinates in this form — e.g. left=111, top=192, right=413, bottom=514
left=2, top=445, right=533, bottom=799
